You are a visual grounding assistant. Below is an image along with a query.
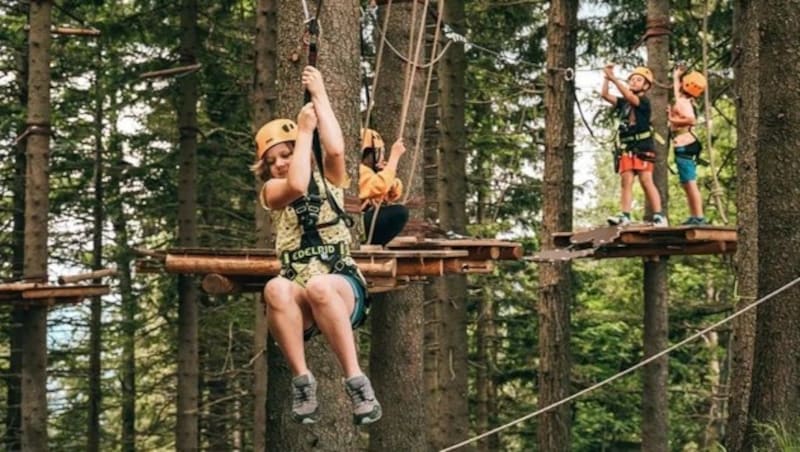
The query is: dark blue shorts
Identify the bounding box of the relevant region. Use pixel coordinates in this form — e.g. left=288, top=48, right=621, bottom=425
left=303, top=274, right=368, bottom=341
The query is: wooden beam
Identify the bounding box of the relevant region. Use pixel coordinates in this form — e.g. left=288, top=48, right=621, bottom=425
left=24, top=25, right=101, bottom=36
left=685, top=228, right=737, bottom=242
left=22, top=285, right=110, bottom=300
left=0, top=282, right=43, bottom=292
left=596, top=241, right=736, bottom=259
left=140, top=63, right=202, bottom=79
left=498, top=245, right=524, bottom=260
left=463, top=246, right=500, bottom=260
left=396, top=258, right=443, bottom=277
left=443, top=260, right=494, bottom=274
left=58, top=268, right=117, bottom=285
left=167, top=254, right=398, bottom=277
left=202, top=273, right=242, bottom=295
left=166, top=254, right=281, bottom=276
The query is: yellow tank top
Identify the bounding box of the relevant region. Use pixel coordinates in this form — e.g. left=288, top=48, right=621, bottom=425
left=269, top=171, right=364, bottom=287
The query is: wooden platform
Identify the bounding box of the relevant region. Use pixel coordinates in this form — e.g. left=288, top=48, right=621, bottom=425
left=0, top=283, right=110, bottom=307
left=531, top=224, right=737, bottom=261
left=137, top=237, right=523, bottom=295
left=0, top=269, right=115, bottom=307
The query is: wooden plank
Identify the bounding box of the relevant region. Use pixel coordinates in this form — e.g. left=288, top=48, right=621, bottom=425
left=529, top=248, right=597, bottom=262
left=498, top=246, right=524, bottom=260
left=353, top=249, right=468, bottom=259
left=396, top=258, right=443, bottom=277
left=166, top=247, right=467, bottom=259
left=58, top=268, right=117, bottom=285
left=140, top=63, right=202, bottom=79
left=202, top=273, right=242, bottom=295
left=0, top=282, right=43, bottom=292
left=463, top=247, right=500, bottom=260
left=166, top=254, right=281, bottom=276
left=167, top=247, right=276, bottom=257
left=443, top=260, right=494, bottom=274
left=596, top=241, right=736, bottom=259
left=22, top=285, right=110, bottom=300
left=685, top=228, right=737, bottom=242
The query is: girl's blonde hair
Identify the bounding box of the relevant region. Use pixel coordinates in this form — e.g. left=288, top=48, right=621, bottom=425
left=250, top=158, right=270, bottom=182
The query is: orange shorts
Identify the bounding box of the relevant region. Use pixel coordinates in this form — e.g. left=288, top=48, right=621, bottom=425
left=618, top=152, right=654, bottom=173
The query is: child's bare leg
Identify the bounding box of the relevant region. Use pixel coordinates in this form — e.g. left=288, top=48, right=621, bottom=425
left=637, top=171, right=662, bottom=213
left=620, top=171, right=635, bottom=212
left=264, top=277, right=312, bottom=377
left=682, top=181, right=704, bottom=218
left=304, top=274, right=362, bottom=378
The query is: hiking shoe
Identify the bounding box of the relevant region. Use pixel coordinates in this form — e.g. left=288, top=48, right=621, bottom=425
left=345, top=375, right=382, bottom=425
left=607, top=213, right=631, bottom=226
left=652, top=214, right=669, bottom=227
left=682, top=216, right=709, bottom=226
left=291, top=373, right=319, bottom=424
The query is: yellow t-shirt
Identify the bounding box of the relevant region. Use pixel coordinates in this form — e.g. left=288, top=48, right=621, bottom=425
left=266, top=171, right=364, bottom=287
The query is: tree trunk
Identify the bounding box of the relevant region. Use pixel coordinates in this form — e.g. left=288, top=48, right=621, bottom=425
left=204, top=361, right=229, bottom=451
left=7, top=1, right=29, bottom=448
left=744, top=0, right=800, bottom=448
left=642, top=0, right=670, bottom=449
left=22, top=1, right=52, bottom=450
left=368, top=3, right=427, bottom=450
left=265, top=2, right=361, bottom=449
left=251, top=1, right=278, bottom=450
left=88, top=43, right=105, bottom=452
left=424, top=0, right=471, bottom=449
left=724, top=1, right=759, bottom=450
left=475, top=288, right=499, bottom=452
left=108, top=124, right=137, bottom=452
left=537, top=0, right=577, bottom=450
left=176, top=0, right=200, bottom=449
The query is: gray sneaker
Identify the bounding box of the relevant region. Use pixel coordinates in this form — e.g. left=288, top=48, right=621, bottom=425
left=344, top=375, right=382, bottom=425
left=291, top=373, right=319, bottom=424
left=607, top=213, right=631, bottom=226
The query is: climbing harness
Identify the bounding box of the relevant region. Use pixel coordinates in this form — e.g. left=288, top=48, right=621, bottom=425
left=280, top=173, right=363, bottom=286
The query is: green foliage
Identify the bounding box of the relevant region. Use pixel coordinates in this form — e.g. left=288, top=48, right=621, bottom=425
left=753, top=421, right=800, bottom=452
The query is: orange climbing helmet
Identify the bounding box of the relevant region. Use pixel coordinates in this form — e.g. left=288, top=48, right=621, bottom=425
left=628, top=66, right=654, bottom=85
left=681, top=71, right=707, bottom=98
left=255, top=119, right=297, bottom=160
left=361, top=128, right=385, bottom=155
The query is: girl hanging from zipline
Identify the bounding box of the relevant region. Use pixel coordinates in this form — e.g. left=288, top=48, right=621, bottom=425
left=251, top=66, right=382, bottom=426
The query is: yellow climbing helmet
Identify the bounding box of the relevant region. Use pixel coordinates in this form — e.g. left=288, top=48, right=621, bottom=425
left=361, top=128, right=385, bottom=155
left=681, top=71, right=707, bottom=98
left=628, top=66, right=654, bottom=85
left=255, top=119, right=297, bottom=160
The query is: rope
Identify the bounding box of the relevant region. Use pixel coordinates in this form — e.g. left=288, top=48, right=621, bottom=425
left=630, top=17, right=671, bottom=51
left=373, top=18, right=453, bottom=69
left=701, top=0, right=728, bottom=224
left=363, top=0, right=392, bottom=130
left=402, top=0, right=444, bottom=205
left=440, top=274, right=800, bottom=451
